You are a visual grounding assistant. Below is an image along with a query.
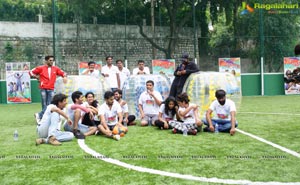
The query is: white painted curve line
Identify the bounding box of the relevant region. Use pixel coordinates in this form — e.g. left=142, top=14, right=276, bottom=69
left=78, top=139, right=300, bottom=185
left=239, top=112, right=300, bottom=116
left=236, top=128, right=300, bottom=158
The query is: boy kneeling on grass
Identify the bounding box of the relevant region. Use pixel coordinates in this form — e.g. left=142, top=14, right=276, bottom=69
left=36, top=93, right=74, bottom=146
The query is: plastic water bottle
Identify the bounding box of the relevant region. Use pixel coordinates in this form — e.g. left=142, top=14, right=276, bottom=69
left=14, top=130, right=19, bottom=141
left=123, top=120, right=127, bottom=127
left=183, top=125, right=188, bottom=136
left=214, top=124, right=219, bottom=134
left=148, top=117, right=152, bottom=126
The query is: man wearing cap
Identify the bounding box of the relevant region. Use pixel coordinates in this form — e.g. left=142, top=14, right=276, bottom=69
left=169, top=53, right=199, bottom=98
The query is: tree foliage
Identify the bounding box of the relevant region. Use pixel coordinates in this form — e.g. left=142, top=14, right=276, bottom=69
left=0, top=0, right=299, bottom=72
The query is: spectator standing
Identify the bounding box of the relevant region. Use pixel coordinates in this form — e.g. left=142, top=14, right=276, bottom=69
left=132, top=60, right=150, bottom=75
left=169, top=53, right=199, bottom=98
left=101, top=56, right=120, bottom=91
left=30, top=55, right=67, bottom=123
left=116, top=59, right=130, bottom=89
left=82, top=61, right=100, bottom=78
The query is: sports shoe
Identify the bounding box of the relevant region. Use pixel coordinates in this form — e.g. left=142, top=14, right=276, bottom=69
left=49, top=136, right=61, bottom=146
left=112, top=134, right=120, bottom=141
left=172, top=128, right=177, bottom=134
left=34, top=113, right=40, bottom=124
left=203, top=127, right=210, bottom=132
left=128, top=122, right=136, bottom=126
left=73, top=129, right=85, bottom=139
left=188, top=129, right=198, bottom=135
left=95, top=130, right=100, bottom=136
left=35, top=138, right=45, bottom=146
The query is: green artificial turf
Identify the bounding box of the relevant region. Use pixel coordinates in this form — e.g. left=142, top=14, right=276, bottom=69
left=0, top=96, right=300, bottom=185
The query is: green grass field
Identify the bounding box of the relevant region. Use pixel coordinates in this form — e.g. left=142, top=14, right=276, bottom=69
left=1, top=96, right=300, bottom=185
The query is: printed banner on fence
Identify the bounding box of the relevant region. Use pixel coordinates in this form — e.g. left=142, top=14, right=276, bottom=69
left=78, top=61, right=102, bottom=77
left=6, top=62, right=31, bottom=104
left=152, top=59, right=175, bottom=76
left=218, top=58, right=241, bottom=92
left=283, top=57, right=300, bottom=95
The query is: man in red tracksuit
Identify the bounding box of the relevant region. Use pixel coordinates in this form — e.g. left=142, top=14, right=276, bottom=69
left=30, top=55, right=67, bottom=123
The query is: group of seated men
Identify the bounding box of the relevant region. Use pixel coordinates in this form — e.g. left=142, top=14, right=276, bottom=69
left=35, top=79, right=238, bottom=146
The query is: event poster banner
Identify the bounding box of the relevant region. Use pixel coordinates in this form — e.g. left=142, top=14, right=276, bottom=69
left=218, top=58, right=241, bottom=89
left=6, top=62, right=31, bottom=103
left=152, top=59, right=175, bottom=75
left=283, top=57, right=300, bottom=95
left=78, top=61, right=102, bottom=76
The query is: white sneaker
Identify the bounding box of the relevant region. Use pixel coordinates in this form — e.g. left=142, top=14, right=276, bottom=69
left=34, top=113, right=40, bottom=125
left=113, top=134, right=120, bottom=141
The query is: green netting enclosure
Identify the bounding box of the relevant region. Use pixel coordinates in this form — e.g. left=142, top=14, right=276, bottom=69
left=0, top=0, right=299, bottom=94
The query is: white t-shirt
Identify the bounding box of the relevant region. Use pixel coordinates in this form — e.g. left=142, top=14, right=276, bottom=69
left=98, top=100, right=122, bottom=126
left=118, top=67, right=130, bottom=89
left=39, top=104, right=58, bottom=127
left=209, top=99, right=236, bottom=121
left=119, top=101, right=129, bottom=114
left=101, top=65, right=119, bottom=88
left=159, top=103, right=174, bottom=121
left=82, top=101, right=99, bottom=121
left=132, top=67, right=150, bottom=75
left=178, top=103, right=197, bottom=124
left=138, top=90, right=162, bottom=115
left=66, top=103, right=86, bottom=123
left=84, top=69, right=100, bottom=78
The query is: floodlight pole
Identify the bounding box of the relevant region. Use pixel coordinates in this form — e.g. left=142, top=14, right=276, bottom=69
left=192, top=0, right=197, bottom=64
left=259, top=0, right=264, bottom=96
left=52, top=0, right=57, bottom=64
left=124, top=0, right=128, bottom=68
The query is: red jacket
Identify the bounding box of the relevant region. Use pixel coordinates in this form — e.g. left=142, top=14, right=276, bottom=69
left=29, top=65, right=66, bottom=90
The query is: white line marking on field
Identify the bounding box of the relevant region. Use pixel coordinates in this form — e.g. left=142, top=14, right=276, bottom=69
left=239, top=112, right=300, bottom=116
left=236, top=128, right=300, bottom=158
left=78, top=139, right=300, bottom=185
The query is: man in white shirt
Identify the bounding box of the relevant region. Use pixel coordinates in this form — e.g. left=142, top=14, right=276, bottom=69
left=63, top=91, right=98, bottom=139
left=132, top=60, right=150, bottom=75
left=116, top=59, right=130, bottom=89
left=81, top=61, right=100, bottom=78
left=202, top=89, right=238, bottom=135
left=138, top=80, right=163, bottom=126
left=101, top=56, right=120, bottom=91
left=36, top=93, right=74, bottom=146
left=114, top=89, right=136, bottom=126
left=98, top=91, right=124, bottom=141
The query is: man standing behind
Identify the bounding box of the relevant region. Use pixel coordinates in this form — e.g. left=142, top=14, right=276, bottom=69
left=30, top=55, right=67, bottom=123
left=101, top=56, right=120, bottom=91
left=82, top=61, right=100, bottom=78
left=169, top=53, right=199, bottom=97
left=116, top=59, right=130, bottom=89
left=132, top=60, right=150, bottom=75
left=138, top=80, right=163, bottom=126
left=202, top=89, right=238, bottom=135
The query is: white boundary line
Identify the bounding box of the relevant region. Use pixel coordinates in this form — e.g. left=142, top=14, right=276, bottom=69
left=236, top=128, right=300, bottom=158
left=239, top=112, right=300, bottom=116
left=78, top=139, right=300, bottom=185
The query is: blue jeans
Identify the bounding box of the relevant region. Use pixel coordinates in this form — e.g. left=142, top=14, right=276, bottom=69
left=37, top=112, right=74, bottom=143
left=202, top=119, right=238, bottom=132
left=39, top=89, right=54, bottom=119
